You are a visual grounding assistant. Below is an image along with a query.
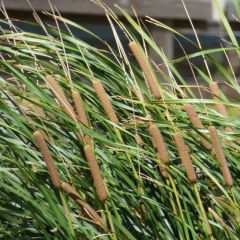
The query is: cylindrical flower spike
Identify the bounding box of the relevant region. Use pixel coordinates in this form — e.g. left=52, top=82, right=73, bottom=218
left=174, top=132, right=197, bottom=184
left=134, top=133, right=144, bottom=146
left=33, top=130, right=61, bottom=188
left=84, top=144, right=108, bottom=202
left=129, top=41, right=161, bottom=99
left=209, top=82, right=232, bottom=132
left=185, top=104, right=212, bottom=150
left=148, top=124, right=169, bottom=164
left=208, top=126, right=233, bottom=187
left=93, top=80, right=119, bottom=124
left=72, top=90, right=89, bottom=127
left=45, top=75, right=75, bottom=120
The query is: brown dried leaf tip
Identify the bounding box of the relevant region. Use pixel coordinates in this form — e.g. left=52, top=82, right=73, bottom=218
left=33, top=130, right=61, bottom=188
left=93, top=80, right=119, bottom=124
left=61, top=182, right=106, bottom=228
left=185, top=104, right=212, bottom=150
left=84, top=144, right=108, bottom=202
left=129, top=41, right=161, bottom=99
left=208, top=126, right=233, bottom=187
left=45, top=75, right=75, bottom=120
left=174, top=132, right=197, bottom=184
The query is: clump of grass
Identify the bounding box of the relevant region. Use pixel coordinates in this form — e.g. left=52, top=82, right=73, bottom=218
left=0, top=1, right=239, bottom=239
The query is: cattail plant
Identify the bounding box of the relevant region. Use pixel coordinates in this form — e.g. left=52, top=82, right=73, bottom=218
left=174, top=132, right=197, bottom=183
left=148, top=124, right=169, bottom=164
left=93, top=80, right=119, bottom=124
left=129, top=41, right=161, bottom=99
left=185, top=104, right=212, bottom=150
left=209, top=82, right=232, bottom=132
left=33, top=130, right=61, bottom=188
left=148, top=124, right=169, bottom=178
left=72, top=89, right=89, bottom=127
left=84, top=144, right=108, bottom=202
left=61, top=182, right=105, bottom=228
left=45, top=75, right=76, bottom=120
left=208, top=126, right=233, bottom=187
left=1, top=6, right=240, bottom=239
left=22, top=99, right=46, bottom=119
left=72, top=89, right=92, bottom=144
left=134, top=133, right=144, bottom=146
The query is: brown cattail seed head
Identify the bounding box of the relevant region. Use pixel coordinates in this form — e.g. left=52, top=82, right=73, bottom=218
left=185, top=104, right=212, bottom=150
left=93, top=80, right=119, bottom=124
left=174, top=132, right=197, bottom=184
left=22, top=99, right=46, bottom=118
left=208, top=126, right=233, bottom=187
left=45, top=75, right=75, bottom=119
left=84, top=144, right=108, bottom=202
left=185, top=104, right=204, bottom=129
left=61, top=182, right=105, bottom=228
left=33, top=130, right=61, bottom=188
left=209, top=82, right=232, bottom=132
left=209, top=82, right=226, bottom=117
left=134, top=133, right=144, bottom=146
left=129, top=41, right=161, bottom=99
left=148, top=124, right=169, bottom=164
left=209, top=82, right=221, bottom=98
left=159, top=165, right=169, bottom=179
left=72, top=90, right=89, bottom=127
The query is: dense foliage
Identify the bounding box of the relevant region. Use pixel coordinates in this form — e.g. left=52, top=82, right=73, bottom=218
left=0, top=2, right=239, bottom=239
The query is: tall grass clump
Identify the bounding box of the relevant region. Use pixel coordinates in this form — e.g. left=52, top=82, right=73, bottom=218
left=0, top=1, right=239, bottom=239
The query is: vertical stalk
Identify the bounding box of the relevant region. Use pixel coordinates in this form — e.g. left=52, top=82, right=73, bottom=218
left=194, top=184, right=213, bottom=239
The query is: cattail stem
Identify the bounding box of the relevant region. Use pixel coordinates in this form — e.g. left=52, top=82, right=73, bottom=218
left=45, top=75, right=75, bottom=120
left=33, top=130, right=61, bottom=188
left=129, top=41, right=161, bottom=99
left=93, top=80, right=119, bottom=124
left=61, top=182, right=105, bottom=228
left=148, top=124, right=169, bottom=164
left=174, top=132, right=197, bottom=183
left=209, top=82, right=232, bottom=132
left=72, top=90, right=89, bottom=127
left=185, top=104, right=212, bottom=150
left=84, top=144, right=108, bottom=202
left=208, top=126, right=233, bottom=187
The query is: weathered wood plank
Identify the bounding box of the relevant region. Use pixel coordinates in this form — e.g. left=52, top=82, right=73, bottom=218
left=226, top=1, right=239, bottom=21
left=131, top=0, right=212, bottom=20
left=2, top=0, right=212, bottom=20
